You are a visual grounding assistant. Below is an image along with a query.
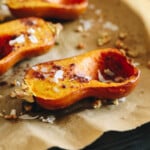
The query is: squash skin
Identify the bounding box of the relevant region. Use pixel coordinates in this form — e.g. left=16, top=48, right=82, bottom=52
left=6, top=0, right=88, bottom=20
left=25, top=48, right=140, bottom=110
left=0, top=17, right=57, bottom=75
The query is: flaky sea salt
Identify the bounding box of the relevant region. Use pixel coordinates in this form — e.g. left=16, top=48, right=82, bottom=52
left=80, top=19, right=93, bottom=31
left=103, top=21, right=119, bottom=31
left=118, top=97, right=126, bottom=103
left=28, top=34, right=38, bottom=43
left=9, top=34, right=25, bottom=45
left=39, top=115, right=56, bottom=123
left=27, top=28, right=35, bottom=34
left=32, top=66, right=39, bottom=71
left=40, top=67, right=48, bottom=73
left=53, top=70, right=64, bottom=83
left=10, top=109, right=16, bottom=116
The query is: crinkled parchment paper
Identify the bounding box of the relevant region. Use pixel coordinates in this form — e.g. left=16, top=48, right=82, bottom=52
left=0, top=0, right=150, bottom=149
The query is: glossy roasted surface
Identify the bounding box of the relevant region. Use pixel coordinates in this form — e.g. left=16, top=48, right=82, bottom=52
left=25, top=49, right=140, bottom=110
left=0, top=17, right=56, bottom=74
left=6, top=0, right=88, bottom=20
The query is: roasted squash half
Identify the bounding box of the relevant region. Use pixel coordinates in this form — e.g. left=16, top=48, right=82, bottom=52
left=0, top=17, right=57, bottom=75
left=6, top=0, right=88, bottom=20
left=25, top=48, right=140, bottom=110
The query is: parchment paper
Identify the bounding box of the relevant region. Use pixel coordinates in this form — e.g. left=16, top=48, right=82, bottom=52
left=0, top=0, right=150, bottom=149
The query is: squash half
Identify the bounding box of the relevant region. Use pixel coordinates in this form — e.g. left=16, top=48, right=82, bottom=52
left=0, top=17, right=57, bottom=75
left=25, top=48, right=140, bottom=110
left=6, top=0, right=88, bottom=20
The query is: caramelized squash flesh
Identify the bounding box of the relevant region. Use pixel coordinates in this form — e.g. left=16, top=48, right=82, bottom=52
left=0, top=17, right=57, bottom=75
left=6, top=0, right=88, bottom=20
left=25, top=49, right=140, bottom=110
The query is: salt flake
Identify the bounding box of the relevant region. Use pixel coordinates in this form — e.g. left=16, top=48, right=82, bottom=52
left=53, top=70, right=64, bottom=83
left=27, top=28, right=35, bottom=34
left=103, top=21, right=119, bottom=31
left=9, top=34, right=25, bottom=45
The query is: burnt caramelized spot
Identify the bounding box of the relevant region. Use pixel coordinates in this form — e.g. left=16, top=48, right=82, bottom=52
left=100, top=52, right=135, bottom=81
left=69, top=63, right=75, bottom=69
left=0, top=35, right=14, bottom=59
left=61, top=84, right=66, bottom=88
left=32, top=71, right=45, bottom=80
left=21, top=18, right=37, bottom=27
left=52, top=65, right=62, bottom=70
left=71, top=74, right=89, bottom=83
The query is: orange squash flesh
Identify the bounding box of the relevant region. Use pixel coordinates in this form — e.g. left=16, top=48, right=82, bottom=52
left=6, top=0, right=88, bottom=20
left=0, top=17, right=57, bottom=75
left=25, top=48, right=140, bottom=110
